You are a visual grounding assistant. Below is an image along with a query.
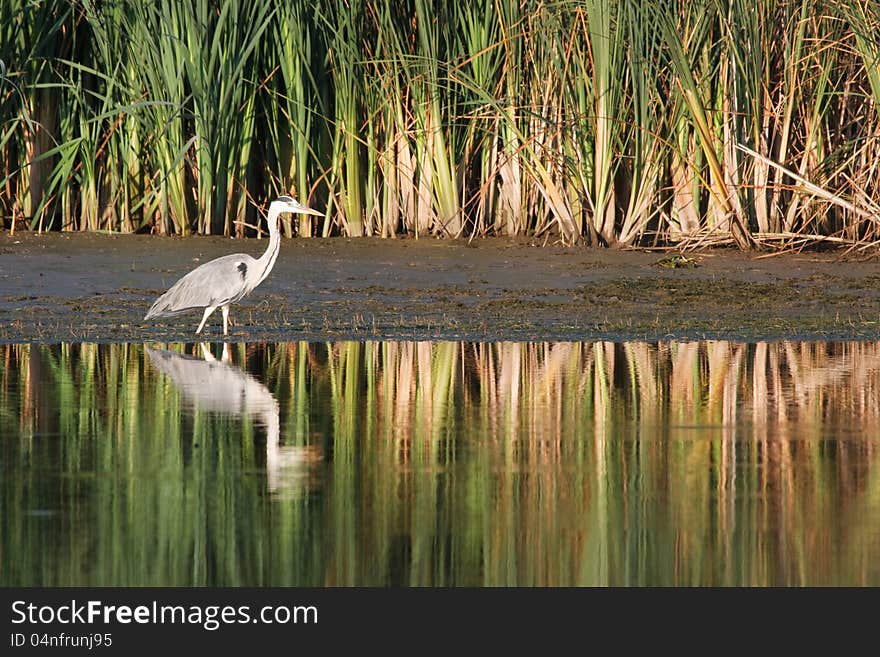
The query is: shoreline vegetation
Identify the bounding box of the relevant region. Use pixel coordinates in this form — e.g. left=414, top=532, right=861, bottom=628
left=2, top=1, right=880, bottom=252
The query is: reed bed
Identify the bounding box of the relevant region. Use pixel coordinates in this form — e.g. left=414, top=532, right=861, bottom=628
left=2, top=1, right=880, bottom=248
left=2, top=339, right=879, bottom=585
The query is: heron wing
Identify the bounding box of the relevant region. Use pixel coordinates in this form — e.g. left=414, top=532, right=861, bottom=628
left=145, top=254, right=257, bottom=319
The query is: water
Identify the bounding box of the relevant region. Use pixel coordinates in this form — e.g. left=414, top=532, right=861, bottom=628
left=1, top=340, right=879, bottom=586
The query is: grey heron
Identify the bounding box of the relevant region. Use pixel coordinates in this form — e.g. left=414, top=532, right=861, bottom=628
left=144, top=196, right=321, bottom=335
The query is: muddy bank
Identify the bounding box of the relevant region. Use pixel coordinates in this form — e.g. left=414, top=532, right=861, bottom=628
left=1, top=231, right=879, bottom=344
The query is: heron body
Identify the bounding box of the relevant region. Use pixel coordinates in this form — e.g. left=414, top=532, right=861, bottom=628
left=144, top=196, right=321, bottom=335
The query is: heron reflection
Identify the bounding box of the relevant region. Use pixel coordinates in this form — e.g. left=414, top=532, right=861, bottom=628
left=145, top=343, right=320, bottom=496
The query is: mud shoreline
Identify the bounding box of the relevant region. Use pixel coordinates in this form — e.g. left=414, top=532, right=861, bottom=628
left=1, top=231, right=879, bottom=344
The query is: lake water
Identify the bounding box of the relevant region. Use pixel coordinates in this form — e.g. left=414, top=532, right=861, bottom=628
left=1, top=340, right=878, bottom=586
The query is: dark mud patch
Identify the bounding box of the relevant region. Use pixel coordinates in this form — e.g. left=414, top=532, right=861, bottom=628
left=1, top=231, right=879, bottom=343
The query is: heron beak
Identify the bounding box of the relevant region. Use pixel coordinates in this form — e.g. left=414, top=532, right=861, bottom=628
left=296, top=204, right=323, bottom=217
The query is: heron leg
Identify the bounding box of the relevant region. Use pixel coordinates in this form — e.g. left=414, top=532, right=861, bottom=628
left=196, top=306, right=216, bottom=334
left=198, top=343, right=215, bottom=362
left=221, top=305, right=230, bottom=336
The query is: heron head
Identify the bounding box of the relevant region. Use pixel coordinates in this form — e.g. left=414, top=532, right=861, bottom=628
left=273, top=195, right=322, bottom=217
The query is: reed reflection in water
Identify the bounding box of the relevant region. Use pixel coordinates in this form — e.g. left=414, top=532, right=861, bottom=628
left=1, top=340, right=879, bottom=586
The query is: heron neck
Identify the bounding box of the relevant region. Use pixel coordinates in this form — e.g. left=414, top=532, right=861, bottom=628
left=254, top=207, right=282, bottom=286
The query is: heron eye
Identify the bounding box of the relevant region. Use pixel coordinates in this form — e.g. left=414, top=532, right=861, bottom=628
left=237, top=262, right=247, bottom=280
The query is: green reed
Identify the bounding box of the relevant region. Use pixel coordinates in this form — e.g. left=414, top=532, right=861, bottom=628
left=2, top=1, right=880, bottom=245
left=263, top=0, right=326, bottom=237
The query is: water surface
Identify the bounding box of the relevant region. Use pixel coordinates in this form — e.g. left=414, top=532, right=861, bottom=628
left=2, top=340, right=878, bottom=586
